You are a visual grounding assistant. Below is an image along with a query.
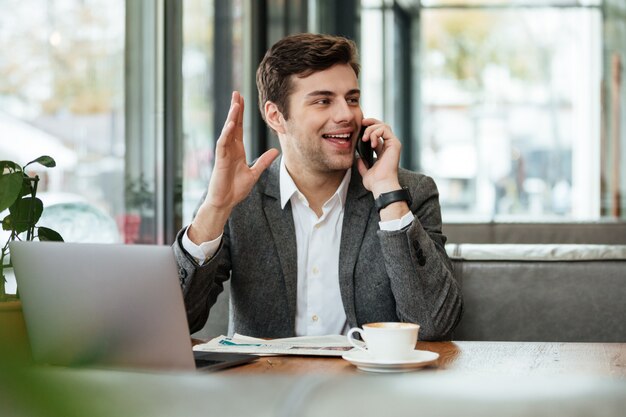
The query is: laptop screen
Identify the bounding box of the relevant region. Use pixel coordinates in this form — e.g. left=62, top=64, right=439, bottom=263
left=11, top=242, right=196, bottom=371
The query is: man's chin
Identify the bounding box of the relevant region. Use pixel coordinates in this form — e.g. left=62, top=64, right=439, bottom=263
left=323, top=154, right=355, bottom=172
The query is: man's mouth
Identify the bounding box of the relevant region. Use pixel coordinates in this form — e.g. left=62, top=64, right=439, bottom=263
left=321, top=133, right=352, bottom=143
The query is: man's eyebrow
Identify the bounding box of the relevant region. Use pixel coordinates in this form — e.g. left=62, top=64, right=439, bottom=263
left=304, top=89, right=361, bottom=98
left=305, top=90, right=335, bottom=98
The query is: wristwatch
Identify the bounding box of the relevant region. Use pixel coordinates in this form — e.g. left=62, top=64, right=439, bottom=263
left=375, top=186, right=412, bottom=212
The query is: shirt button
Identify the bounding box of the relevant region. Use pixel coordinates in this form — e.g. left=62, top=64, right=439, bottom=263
left=312, top=266, right=319, bottom=274
left=314, top=224, right=321, bottom=229
left=312, top=315, right=319, bottom=322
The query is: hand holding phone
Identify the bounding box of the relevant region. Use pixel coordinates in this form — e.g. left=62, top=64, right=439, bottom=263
left=356, top=125, right=374, bottom=168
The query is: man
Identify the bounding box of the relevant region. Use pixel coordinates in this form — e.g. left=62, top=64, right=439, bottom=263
left=173, top=33, right=462, bottom=340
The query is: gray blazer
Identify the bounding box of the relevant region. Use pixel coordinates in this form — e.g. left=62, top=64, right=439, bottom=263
left=173, top=159, right=463, bottom=340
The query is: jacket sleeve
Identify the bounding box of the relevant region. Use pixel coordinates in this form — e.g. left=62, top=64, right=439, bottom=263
left=376, top=173, right=463, bottom=340
left=172, top=225, right=232, bottom=333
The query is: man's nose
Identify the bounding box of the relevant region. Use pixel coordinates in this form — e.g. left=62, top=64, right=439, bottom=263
left=332, top=100, right=355, bottom=123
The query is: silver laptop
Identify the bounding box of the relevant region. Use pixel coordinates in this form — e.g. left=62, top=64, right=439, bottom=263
left=10, top=241, right=255, bottom=371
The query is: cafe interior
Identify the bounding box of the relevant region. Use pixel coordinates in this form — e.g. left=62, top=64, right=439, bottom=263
left=1, top=0, right=625, bottom=416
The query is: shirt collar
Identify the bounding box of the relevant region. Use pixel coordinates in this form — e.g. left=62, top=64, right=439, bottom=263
left=279, top=156, right=352, bottom=209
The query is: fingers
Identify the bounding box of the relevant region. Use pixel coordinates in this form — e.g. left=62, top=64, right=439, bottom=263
left=362, top=126, right=386, bottom=160
left=219, top=91, right=244, bottom=145
left=221, top=101, right=240, bottom=136
left=360, top=119, right=385, bottom=143
left=361, top=119, right=396, bottom=147
left=250, top=148, right=280, bottom=179
left=361, top=117, right=381, bottom=126
left=367, top=127, right=387, bottom=149
left=227, top=92, right=239, bottom=125
left=218, top=117, right=237, bottom=148
left=359, top=119, right=403, bottom=166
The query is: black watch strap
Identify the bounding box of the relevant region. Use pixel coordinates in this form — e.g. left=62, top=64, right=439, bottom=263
left=375, top=186, right=412, bottom=212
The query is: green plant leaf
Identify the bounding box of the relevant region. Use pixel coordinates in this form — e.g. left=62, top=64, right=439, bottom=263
left=0, top=172, right=23, bottom=212
left=2, top=214, right=13, bottom=231
left=0, top=160, right=22, bottom=172
left=25, top=155, right=56, bottom=169
left=38, top=227, right=64, bottom=242
left=9, top=197, right=43, bottom=234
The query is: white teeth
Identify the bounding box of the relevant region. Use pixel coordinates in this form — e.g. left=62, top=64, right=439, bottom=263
left=323, top=133, right=351, bottom=139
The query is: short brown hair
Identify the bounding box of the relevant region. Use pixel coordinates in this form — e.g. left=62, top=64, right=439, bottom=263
left=256, top=33, right=360, bottom=122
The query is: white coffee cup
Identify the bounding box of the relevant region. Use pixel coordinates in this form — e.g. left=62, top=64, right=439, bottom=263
left=347, top=322, right=419, bottom=361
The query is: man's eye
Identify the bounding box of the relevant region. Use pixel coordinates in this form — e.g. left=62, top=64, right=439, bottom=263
left=315, top=99, right=330, bottom=105
left=347, top=97, right=360, bottom=105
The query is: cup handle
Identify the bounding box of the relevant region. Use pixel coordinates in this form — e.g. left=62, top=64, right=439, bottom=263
left=347, top=327, right=367, bottom=352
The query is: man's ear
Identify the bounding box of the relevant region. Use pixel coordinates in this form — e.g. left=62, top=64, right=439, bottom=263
left=264, top=101, right=287, bottom=134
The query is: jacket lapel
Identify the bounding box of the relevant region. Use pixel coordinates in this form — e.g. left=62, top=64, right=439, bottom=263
left=339, top=166, right=374, bottom=327
left=261, top=158, right=298, bottom=321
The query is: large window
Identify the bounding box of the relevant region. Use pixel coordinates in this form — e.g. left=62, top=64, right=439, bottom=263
left=0, top=0, right=125, bottom=245
left=360, top=0, right=606, bottom=221
left=422, top=2, right=602, bottom=221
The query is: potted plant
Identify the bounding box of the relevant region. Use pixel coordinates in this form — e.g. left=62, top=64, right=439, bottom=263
left=0, top=156, right=63, bottom=355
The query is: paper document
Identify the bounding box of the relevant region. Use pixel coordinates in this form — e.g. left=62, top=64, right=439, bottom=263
left=193, top=333, right=362, bottom=357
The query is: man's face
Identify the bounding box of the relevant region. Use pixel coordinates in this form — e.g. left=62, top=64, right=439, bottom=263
left=280, top=63, right=362, bottom=175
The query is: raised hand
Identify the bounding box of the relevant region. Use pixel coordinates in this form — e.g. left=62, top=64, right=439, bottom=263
left=189, top=91, right=279, bottom=244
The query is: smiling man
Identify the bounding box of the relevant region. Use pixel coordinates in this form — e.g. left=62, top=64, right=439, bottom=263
left=173, top=33, right=463, bottom=340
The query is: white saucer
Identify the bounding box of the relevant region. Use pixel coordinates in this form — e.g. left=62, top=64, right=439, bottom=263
left=342, top=349, right=439, bottom=373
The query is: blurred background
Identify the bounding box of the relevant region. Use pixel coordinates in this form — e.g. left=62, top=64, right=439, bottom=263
left=1, top=0, right=624, bottom=248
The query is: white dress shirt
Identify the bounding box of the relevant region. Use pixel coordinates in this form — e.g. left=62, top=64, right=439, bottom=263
left=280, top=158, right=351, bottom=336
left=182, top=156, right=413, bottom=336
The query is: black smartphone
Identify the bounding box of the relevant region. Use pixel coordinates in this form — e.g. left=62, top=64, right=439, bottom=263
left=356, top=125, right=374, bottom=168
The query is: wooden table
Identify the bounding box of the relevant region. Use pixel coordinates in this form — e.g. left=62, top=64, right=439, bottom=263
left=220, top=341, right=626, bottom=377
left=16, top=341, right=624, bottom=417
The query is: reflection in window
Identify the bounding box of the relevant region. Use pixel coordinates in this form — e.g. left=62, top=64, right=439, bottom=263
left=0, top=0, right=125, bottom=242
left=421, top=6, right=601, bottom=220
